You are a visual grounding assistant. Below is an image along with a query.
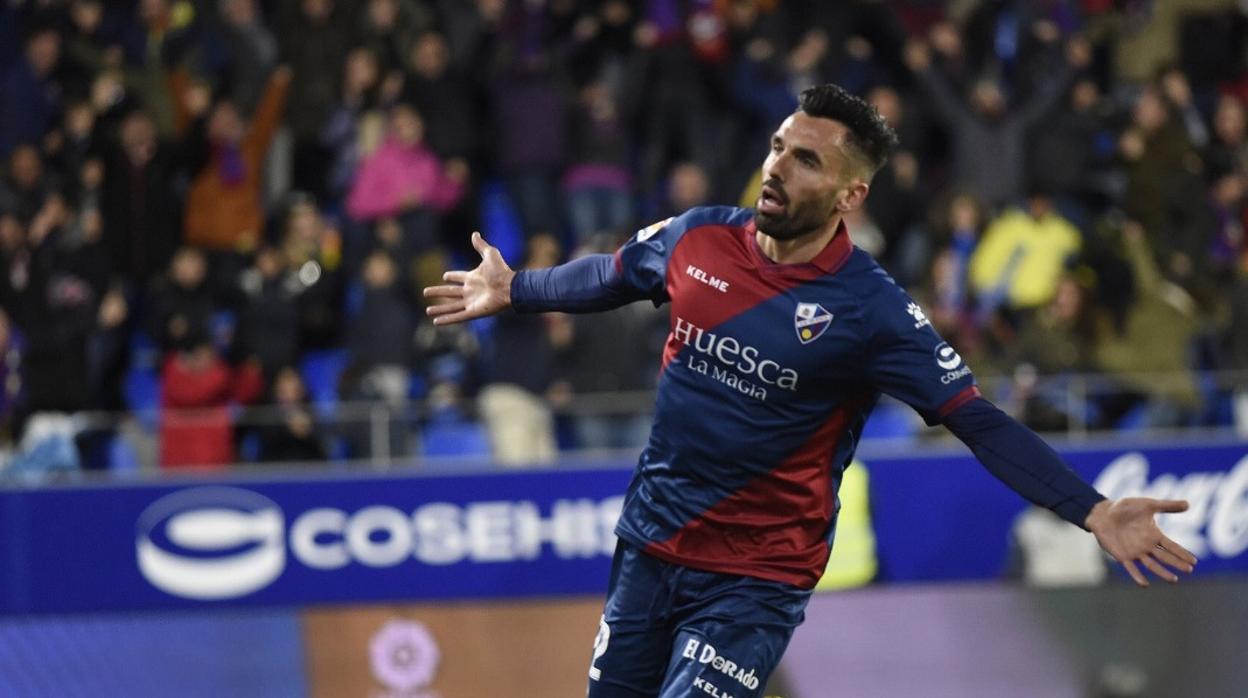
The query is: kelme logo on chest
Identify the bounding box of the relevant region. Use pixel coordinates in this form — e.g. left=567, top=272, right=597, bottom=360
left=794, top=303, right=833, bottom=344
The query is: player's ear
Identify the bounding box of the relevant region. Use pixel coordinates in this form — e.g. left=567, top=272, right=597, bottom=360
left=836, top=180, right=870, bottom=212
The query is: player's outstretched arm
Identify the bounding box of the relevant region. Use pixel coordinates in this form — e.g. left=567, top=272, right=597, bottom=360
left=423, top=232, right=515, bottom=325
left=424, top=231, right=650, bottom=321
left=1084, top=498, right=1197, bottom=587
left=943, top=397, right=1196, bottom=586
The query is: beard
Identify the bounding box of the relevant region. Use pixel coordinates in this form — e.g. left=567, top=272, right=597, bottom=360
left=754, top=192, right=839, bottom=241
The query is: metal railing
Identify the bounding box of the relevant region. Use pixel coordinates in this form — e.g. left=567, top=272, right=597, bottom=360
left=2, top=369, right=1246, bottom=477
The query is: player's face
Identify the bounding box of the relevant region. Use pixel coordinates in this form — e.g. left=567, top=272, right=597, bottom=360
left=756, top=112, right=865, bottom=241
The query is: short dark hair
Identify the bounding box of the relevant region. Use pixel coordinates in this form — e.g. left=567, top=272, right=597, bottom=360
left=798, top=84, right=898, bottom=177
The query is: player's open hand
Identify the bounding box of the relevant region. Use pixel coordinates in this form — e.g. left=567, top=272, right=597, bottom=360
left=423, top=232, right=515, bottom=325
left=1085, top=498, right=1198, bottom=587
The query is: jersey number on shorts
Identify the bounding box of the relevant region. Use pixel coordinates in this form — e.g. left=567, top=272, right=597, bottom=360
left=589, top=616, right=611, bottom=681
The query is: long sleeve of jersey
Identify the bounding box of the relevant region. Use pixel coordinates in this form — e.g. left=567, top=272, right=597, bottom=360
left=943, top=397, right=1106, bottom=528
left=511, top=254, right=644, bottom=313
left=511, top=212, right=710, bottom=313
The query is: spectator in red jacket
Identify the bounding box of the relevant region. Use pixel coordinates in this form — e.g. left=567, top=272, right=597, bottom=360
left=160, top=339, right=264, bottom=468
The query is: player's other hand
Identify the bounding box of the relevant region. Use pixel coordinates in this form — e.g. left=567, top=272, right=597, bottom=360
left=423, top=232, right=515, bottom=325
left=1085, top=498, right=1198, bottom=587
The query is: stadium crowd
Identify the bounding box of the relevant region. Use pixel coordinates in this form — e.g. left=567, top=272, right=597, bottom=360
left=1, top=0, right=1247, bottom=471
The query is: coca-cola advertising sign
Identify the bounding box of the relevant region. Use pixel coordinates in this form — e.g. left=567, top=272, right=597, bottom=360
left=869, top=440, right=1248, bottom=581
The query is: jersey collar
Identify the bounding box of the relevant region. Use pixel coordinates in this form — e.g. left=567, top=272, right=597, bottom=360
left=745, top=218, right=854, bottom=276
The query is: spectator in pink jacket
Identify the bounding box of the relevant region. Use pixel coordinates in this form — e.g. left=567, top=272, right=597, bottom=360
left=346, top=102, right=467, bottom=222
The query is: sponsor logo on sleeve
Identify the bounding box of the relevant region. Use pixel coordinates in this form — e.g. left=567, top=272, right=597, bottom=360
left=907, top=302, right=931, bottom=329
left=636, top=217, right=674, bottom=242
left=934, top=342, right=972, bottom=384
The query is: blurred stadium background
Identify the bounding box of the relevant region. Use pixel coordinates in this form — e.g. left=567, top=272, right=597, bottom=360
left=1, top=0, right=1248, bottom=696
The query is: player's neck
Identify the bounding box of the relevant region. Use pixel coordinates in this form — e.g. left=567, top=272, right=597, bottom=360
left=755, top=215, right=843, bottom=265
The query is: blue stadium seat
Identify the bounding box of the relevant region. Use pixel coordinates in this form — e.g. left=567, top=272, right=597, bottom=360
left=123, top=366, right=161, bottom=432
left=343, top=278, right=365, bottom=319
left=421, top=418, right=491, bottom=459
left=124, top=330, right=162, bottom=432
left=237, top=431, right=262, bottom=463
left=299, top=349, right=351, bottom=417
left=1114, top=403, right=1148, bottom=431
left=861, top=401, right=918, bottom=442
left=477, top=178, right=525, bottom=266
left=107, top=435, right=141, bottom=473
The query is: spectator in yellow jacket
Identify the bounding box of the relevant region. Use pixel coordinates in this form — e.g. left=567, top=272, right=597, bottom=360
left=969, top=192, right=1082, bottom=312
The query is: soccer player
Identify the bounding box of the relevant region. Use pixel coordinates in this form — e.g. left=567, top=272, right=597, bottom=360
left=423, top=84, right=1198, bottom=698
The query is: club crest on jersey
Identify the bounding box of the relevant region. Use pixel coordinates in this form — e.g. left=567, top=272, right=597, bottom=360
left=794, top=303, right=833, bottom=344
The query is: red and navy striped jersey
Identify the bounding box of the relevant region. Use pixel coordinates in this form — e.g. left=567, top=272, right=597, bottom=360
left=609, top=206, right=980, bottom=589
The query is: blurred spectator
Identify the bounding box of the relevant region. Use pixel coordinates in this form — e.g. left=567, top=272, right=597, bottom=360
left=129, top=0, right=200, bottom=138
left=357, top=0, right=435, bottom=76
left=60, top=0, right=138, bottom=92
left=404, top=30, right=480, bottom=162
left=865, top=84, right=924, bottom=281
left=0, top=26, right=61, bottom=159
left=1094, top=221, right=1201, bottom=428
left=184, top=67, right=291, bottom=253
left=48, top=101, right=104, bottom=200
left=323, top=47, right=383, bottom=201
left=235, top=246, right=299, bottom=376
left=1119, top=84, right=1199, bottom=267
left=1, top=144, right=54, bottom=225
left=345, top=250, right=415, bottom=457
left=15, top=194, right=104, bottom=419
left=160, top=340, right=264, bottom=468
left=88, top=282, right=128, bottom=411
left=345, top=102, right=467, bottom=240
left=727, top=4, right=801, bottom=138
left=1206, top=94, right=1248, bottom=177
left=101, top=110, right=182, bottom=287
left=148, top=246, right=216, bottom=353
left=663, top=161, right=712, bottom=219
left=478, top=234, right=566, bottom=466
left=1158, top=67, right=1209, bottom=150
left=1006, top=275, right=1100, bottom=431
left=257, top=365, right=325, bottom=462
left=555, top=234, right=663, bottom=451
left=1182, top=164, right=1246, bottom=303
left=1027, top=77, right=1120, bottom=225
left=969, top=191, right=1083, bottom=316
left=213, top=0, right=279, bottom=115
left=621, top=0, right=720, bottom=204
left=562, top=80, right=634, bottom=242
left=0, top=310, right=23, bottom=446
left=280, top=0, right=352, bottom=200
left=927, top=192, right=987, bottom=333
left=0, top=211, right=29, bottom=310
left=1228, top=255, right=1248, bottom=435
left=905, top=32, right=1090, bottom=207
left=490, top=0, right=570, bottom=239
left=279, top=196, right=343, bottom=350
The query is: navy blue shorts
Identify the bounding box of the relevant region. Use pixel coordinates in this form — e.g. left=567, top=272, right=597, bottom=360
left=587, top=541, right=811, bottom=698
